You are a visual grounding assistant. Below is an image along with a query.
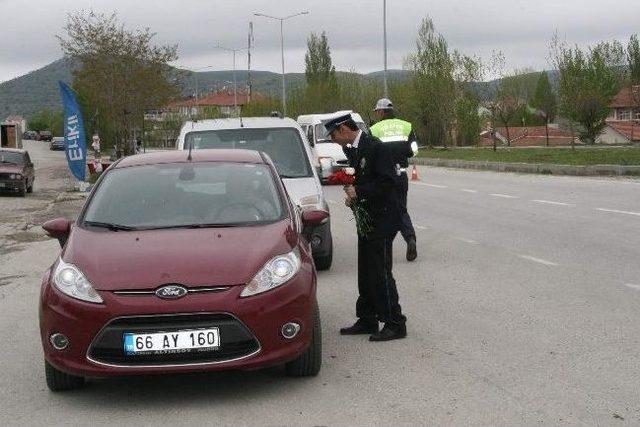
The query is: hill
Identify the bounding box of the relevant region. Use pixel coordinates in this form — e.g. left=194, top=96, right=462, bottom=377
left=0, top=58, right=556, bottom=121
left=0, top=59, right=413, bottom=120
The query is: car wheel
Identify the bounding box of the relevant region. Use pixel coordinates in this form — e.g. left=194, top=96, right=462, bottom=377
left=285, top=304, right=322, bottom=377
left=27, top=180, right=34, bottom=193
left=45, top=361, right=85, bottom=392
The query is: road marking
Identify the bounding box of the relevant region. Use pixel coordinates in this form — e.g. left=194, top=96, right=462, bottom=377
left=518, top=255, right=558, bottom=266
left=490, top=193, right=518, bottom=199
left=596, top=208, right=640, bottom=217
left=533, top=199, right=573, bottom=206
left=412, top=182, right=448, bottom=188
left=461, top=189, right=478, bottom=193
left=453, top=237, right=478, bottom=244
left=624, top=283, right=640, bottom=290
left=415, top=224, right=429, bottom=230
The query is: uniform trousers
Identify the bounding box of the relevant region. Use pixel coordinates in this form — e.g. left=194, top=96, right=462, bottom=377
left=397, top=173, right=416, bottom=243
left=356, top=234, right=406, bottom=325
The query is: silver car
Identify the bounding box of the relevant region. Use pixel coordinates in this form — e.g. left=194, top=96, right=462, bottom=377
left=176, top=117, right=333, bottom=270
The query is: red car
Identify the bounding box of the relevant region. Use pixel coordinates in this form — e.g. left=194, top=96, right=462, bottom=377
left=40, top=149, right=326, bottom=391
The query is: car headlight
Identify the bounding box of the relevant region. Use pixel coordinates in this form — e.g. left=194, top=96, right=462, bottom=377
left=318, top=157, right=334, bottom=169
left=52, top=259, right=103, bottom=303
left=10, top=174, right=22, bottom=180
left=240, top=250, right=301, bottom=297
left=299, top=194, right=321, bottom=210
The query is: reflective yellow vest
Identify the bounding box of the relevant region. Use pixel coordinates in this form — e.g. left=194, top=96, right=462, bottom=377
left=370, top=118, right=412, bottom=142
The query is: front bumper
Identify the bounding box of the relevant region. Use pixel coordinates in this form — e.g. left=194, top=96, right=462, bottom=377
left=0, top=180, right=24, bottom=191
left=39, top=264, right=317, bottom=378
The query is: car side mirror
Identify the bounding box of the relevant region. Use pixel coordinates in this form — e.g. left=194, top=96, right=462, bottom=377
left=42, top=218, right=72, bottom=248
left=301, top=210, right=329, bottom=227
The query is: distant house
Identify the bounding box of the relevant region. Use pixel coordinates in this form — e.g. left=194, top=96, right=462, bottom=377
left=162, top=89, right=265, bottom=119
left=600, top=86, right=640, bottom=144
left=4, top=115, right=26, bottom=133
left=480, top=126, right=577, bottom=147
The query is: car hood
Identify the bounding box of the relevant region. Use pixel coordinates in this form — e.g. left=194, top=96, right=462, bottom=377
left=62, top=220, right=298, bottom=291
left=0, top=164, right=22, bottom=173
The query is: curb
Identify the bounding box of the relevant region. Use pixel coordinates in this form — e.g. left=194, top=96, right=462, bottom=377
left=410, top=157, right=640, bottom=177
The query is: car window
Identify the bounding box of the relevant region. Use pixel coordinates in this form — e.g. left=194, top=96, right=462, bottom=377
left=185, top=128, right=312, bottom=178
left=83, top=162, right=284, bottom=229
left=0, top=152, right=24, bottom=164
left=314, top=124, right=332, bottom=143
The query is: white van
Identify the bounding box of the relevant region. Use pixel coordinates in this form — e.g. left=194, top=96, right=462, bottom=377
left=297, top=111, right=368, bottom=183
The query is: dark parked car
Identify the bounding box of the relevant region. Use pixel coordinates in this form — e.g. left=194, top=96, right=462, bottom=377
left=49, top=137, right=65, bottom=151
left=0, top=148, right=35, bottom=196
left=40, top=149, right=326, bottom=391
left=23, top=130, right=39, bottom=140
left=38, top=131, right=53, bottom=142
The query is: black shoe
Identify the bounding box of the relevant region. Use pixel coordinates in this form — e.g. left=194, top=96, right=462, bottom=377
left=369, top=323, right=407, bottom=342
left=406, top=237, right=417, bottom=262
left=340, top=319, right=379, bottom=335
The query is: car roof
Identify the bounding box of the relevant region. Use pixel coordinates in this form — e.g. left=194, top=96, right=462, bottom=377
left=297, top=110, right=365, bottom=124
left=181, top=117, right=301, bottom=132
left=114, top=148, right=266, bottom=168
left=0, top=148, right=26, bottom=154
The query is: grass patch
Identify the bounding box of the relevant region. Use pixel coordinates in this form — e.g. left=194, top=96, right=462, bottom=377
left=417, top=147, right=640, bottom=166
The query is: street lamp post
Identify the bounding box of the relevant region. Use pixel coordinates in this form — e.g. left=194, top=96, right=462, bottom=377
left=254, top=11, right=309, bottom=117
left=215, top=45, right=248, bottom=117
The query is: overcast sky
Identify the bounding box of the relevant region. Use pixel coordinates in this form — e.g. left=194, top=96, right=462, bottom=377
left=1, top=0, right=639, bottom=83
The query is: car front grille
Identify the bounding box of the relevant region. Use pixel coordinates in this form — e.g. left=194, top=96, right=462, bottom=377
left=87, top=313, right=260, bottom=367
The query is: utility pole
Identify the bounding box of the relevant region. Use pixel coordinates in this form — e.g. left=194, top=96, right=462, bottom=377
left=215, top=45, right=248, bottom=117
left=254, top=11, right=309, bottom=117
left=247, top=22, right=254, bottom=104
left=383, top=0, right=388, bottom=98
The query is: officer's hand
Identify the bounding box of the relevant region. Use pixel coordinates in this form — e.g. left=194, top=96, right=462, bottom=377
left=344, top=185, right=357, bottom=200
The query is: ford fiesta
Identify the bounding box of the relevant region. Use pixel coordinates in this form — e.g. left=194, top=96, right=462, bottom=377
left=40, top=149, right=325, bottom=391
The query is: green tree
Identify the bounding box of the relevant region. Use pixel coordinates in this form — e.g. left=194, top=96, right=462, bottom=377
left=304, top=32, right=339, bottom=113
left=531, top=71, right=557, bottom=146
left=551, top=37, right=625, bottom=144
left=453, top=53, right=483, bottom=146
left=28, top=109, right=64, bottom=135
left=57, top=11, right=180, bottom=156
left=628, top=34, right=640, bottom=85
left=406, top=17, right=456, bottom=147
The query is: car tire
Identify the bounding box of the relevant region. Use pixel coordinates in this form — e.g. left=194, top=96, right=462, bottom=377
left=27, top=180, right=34, bottom=193
left=45, top=361, right=85, bottom=392
left=313, top=227, right=333, bottom=271
left=313, top=252, right=332, bottom=271
left=18, top=181, right=27, bottom=197
left=285, top=304, right=322, bottom=377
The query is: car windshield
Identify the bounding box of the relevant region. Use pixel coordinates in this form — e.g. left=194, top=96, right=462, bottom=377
left=185, top=128, right=312, bottom=178
left=0, top=152, right=23, bottom=164
left=83, top=162, right=284, bottom=229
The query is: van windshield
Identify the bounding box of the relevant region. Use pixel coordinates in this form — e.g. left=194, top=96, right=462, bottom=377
left=314, top=122, right=368, bottom=144
left=185, top=128, right=312, bottom=178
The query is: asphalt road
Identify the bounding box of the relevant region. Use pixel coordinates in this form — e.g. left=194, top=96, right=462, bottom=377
left=1, top=145, right=639, bottom=426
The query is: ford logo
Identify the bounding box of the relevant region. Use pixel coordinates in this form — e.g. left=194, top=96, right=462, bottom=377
left=155, top=285, right=188, bottom=300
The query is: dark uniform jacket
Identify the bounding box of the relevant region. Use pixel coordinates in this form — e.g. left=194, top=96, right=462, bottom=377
left=345, top=132, right=401, bottom=239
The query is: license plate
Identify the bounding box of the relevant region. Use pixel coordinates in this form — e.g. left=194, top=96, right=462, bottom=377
left=124, top=328, right=220, bottom=355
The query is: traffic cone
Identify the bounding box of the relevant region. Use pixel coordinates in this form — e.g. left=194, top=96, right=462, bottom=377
left=410, top=164, right=419, bottom=181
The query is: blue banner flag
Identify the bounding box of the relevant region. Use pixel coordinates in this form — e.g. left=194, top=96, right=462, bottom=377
left=58, top=81, right=87, bottom=182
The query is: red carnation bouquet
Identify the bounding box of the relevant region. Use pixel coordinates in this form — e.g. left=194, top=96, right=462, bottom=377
left=327, top=168, right=372, bottom=237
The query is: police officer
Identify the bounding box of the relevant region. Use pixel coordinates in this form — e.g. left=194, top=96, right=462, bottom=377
left=324, top=113, right=407, bottom=341
left=370, top=98, right=418, bottom=262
